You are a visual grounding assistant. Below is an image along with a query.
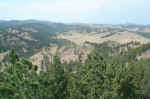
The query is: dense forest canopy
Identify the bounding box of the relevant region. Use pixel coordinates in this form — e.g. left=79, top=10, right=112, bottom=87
left=0, top=47, right=150, bottom=99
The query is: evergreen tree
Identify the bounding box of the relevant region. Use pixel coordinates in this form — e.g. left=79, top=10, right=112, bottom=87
left=0, top=48, right=149, bottom=99
left=8, top=49, right=19, bottom=65
left=49, top=56, right=68, bottom=99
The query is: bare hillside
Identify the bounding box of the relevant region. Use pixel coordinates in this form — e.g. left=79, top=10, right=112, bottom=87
left=58, top=31, right=150, bottom=44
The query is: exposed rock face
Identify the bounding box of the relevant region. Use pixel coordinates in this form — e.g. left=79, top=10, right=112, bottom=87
left=31, top=47, right=53, bottom=72
left=137, top=50, right=150, bottom=60
left=0, top=52, right=8, bottom=62
left=30, top=43, right=94, bottom=71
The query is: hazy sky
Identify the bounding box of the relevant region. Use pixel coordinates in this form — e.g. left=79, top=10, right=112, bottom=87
left=0, top=0, right=150, bottom=24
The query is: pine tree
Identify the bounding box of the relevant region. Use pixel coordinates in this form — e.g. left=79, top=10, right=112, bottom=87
left=0, top=50, right=39, bottom=99
left=8, top=49, right=19, bottom=65
left=49, top=56, right=68, bottom=99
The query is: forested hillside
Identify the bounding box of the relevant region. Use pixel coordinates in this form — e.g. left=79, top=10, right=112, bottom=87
left=1, top=20, right=150, bottom=65
left=1, top=20, right=150, bottom=98
left=0, top=48, right=150, bottom=99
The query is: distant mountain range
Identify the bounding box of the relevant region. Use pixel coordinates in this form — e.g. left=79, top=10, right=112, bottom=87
left=1, top=20, right=150, bottom=68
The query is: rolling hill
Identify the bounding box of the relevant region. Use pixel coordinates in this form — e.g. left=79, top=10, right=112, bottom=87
left=1, top=20, right=150, bottom=70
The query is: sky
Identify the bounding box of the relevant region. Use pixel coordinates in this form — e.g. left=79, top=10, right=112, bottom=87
left=0, top=0, right=150, bottom=24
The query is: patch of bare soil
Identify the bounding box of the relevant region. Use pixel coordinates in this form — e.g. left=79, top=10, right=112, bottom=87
left=30, top=43, right=94, bottom=72
left=137, top=50, right=150, bottom=60
left=0, top=52, right=8, bottom=61
left=58, top=31, right=150, bottom=45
